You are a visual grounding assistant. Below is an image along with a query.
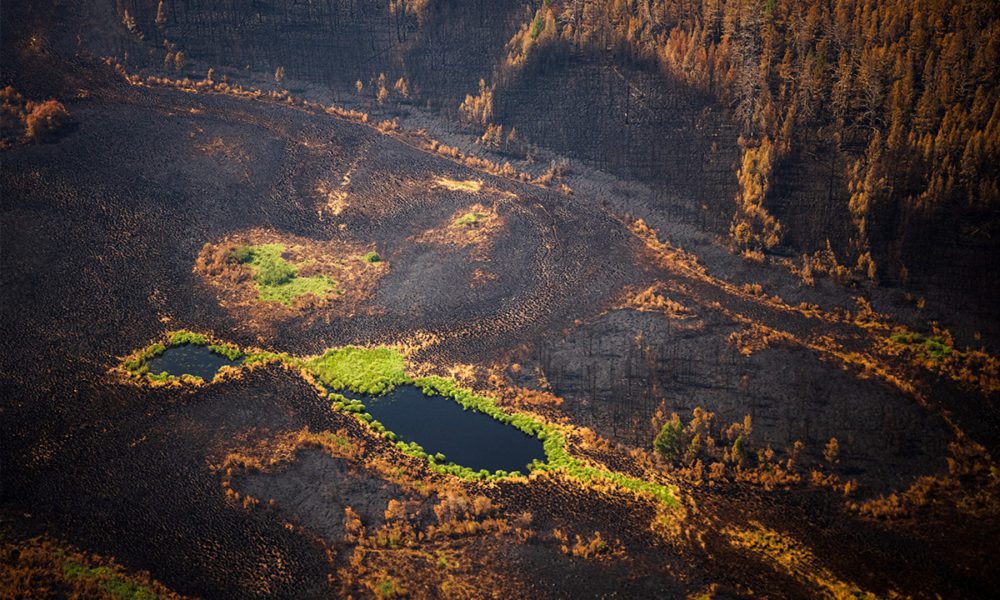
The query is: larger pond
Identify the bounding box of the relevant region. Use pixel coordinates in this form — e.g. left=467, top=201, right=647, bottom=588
left=352, top=385, right=546, bottom=473
left=146, top=345, right=242, bottom=380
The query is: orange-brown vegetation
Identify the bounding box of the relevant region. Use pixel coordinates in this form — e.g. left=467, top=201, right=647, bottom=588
left=509, top=387, right=565, bottom=410
left=723, top=521, right=878, bottom=598
left=478, top=122, right=528, bottom=159
left=782, top=241, right=857, bottom=286
left=459, top=79, right=493, bottom=126
left=110, top=62, right=571, bottom=193
left=412, top=203, right=505, bottom=255
left=727, top=322, right=794, bottom=356
left=553, top=529, right=624, bottom=561
left=619, top=283, right=699, bottom=325
left=1, top=87, right=71, bottom=146
left=0, top=535, right=184, bottom=599
left=498, top=1, right=1000, bottom=271
left=852, top=439, right=1000, bottom=520
left=730, top=137, right=781, bottom=252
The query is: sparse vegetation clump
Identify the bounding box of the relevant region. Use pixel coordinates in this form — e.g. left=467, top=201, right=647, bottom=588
left=889, top=331, right=953, bottom=362
left=1, top=87, right=71, bottom=145
left=414, top=203, right=503, bottom=254
left=0, top=536, right=182, bottom=599
left=453, top=211, right=488, bottom=227
left=433, top=177, right=482, bottom=193
left=232, top=243, right=335, bottom=305
left=623, top=284, right=692, bottom=320
left=195, top=231, right=389, bottom=320
left=883, top=326, right=1000, bottom=394
left=651, top=407, right=803, bottom=490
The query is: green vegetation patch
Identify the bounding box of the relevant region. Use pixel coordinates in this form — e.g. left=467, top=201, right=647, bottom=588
left=63, top=560, right=159, bottom=600
left=233, top=243, right=335, bottom=306
left=121, top=342, right=167, bottom=378
left=360, top=251, right=382, bottom=263
left=890, top=331, right=954, bottom=361
left=305, top=346, right=408, bottom=395
left=120, top=329, right=244, bottom=382
left=453, top=211, right=488, bottom=227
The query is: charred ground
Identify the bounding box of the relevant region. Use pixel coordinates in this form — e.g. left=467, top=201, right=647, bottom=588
left=2, top=1, right=999, bottom=599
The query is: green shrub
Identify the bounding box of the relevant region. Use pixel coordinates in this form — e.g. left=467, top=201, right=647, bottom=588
left=654, top=417, right=685, bottom=461
left=361, top=251, right=382, bottom=263
left=376, top=578, right=401, bottom=598
left=890, top=331, right=954, bottom=362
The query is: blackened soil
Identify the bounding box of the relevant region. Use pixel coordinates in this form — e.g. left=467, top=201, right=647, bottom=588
left=2, top=54, right=997, bottom=598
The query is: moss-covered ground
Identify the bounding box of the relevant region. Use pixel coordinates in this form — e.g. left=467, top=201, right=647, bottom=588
left=233, top=243, right=335, bottom=305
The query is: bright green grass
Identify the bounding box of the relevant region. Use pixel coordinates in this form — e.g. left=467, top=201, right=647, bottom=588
left=305, top=346, right=408, bottom=395
left=235, top=243, right=335, bottom=306
left=63, top=561, right=158, bottom=600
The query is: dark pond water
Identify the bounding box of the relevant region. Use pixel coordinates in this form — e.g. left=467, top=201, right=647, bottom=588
left=146, top=345, right=242, bottom=380
left=347, top=385, right=546, bottom=473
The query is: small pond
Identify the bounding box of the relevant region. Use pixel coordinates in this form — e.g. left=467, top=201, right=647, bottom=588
left=343, top=385, right=546, bottom=473
left=146, top=345, right=242, bottom=380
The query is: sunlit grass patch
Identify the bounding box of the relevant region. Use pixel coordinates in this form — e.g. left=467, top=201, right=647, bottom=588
left=433, top=177, right=482, bottom=193
left=232, top=243, right=335, bottom=305
left=306, top=346, right=408, bottom=395
left=63, top=561, right=161, bottom=600
left=453, top=211, right=489, bottom=227
left=1, top=535, right=181, bottom=599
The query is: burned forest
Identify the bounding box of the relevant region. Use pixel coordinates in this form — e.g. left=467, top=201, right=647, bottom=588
left=2, top=1, right=999, bottom=598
